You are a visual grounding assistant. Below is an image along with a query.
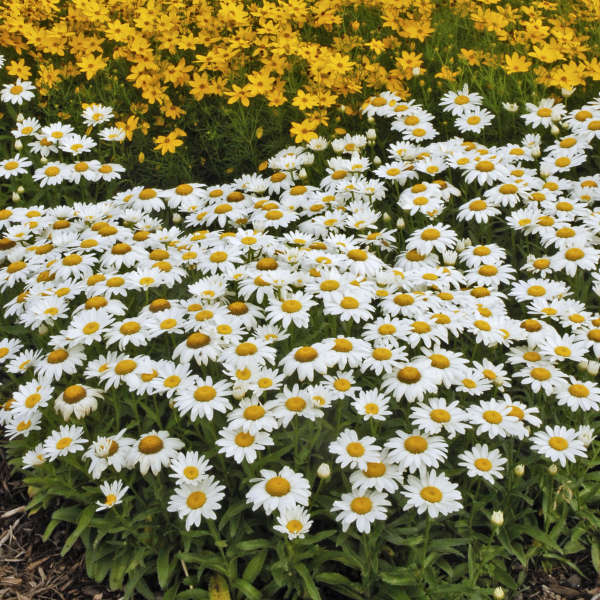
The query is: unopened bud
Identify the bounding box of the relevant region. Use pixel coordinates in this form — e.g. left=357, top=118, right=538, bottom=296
left=531, top=147, right=541, bottom=158
left=14, top=139, right=23, bottom=151
left=232, top=382, right=248, bottom=400
left=514, top=464, right=525, bottom=477
left=172, top=213, right=182, bottom=224
left=548, top=463, right=558, bottom=475
left=412, top=67, right=421, bottom=76
left=578, top=425, right=595, bottom=447
left=588, top=360, right=600, bottom=376
left=578, top=360, right=588, bottom=372
left=16, top=113, right=24, bottom=122
left=17, top=185, right=24, bottom=194
left=561, top=87, right=575, bottom=98
left=38, top=324, right=49, bottom=335
left=12, top=192, right=20, bottom=202
left=298, top=168, right=308, bottom=180
left=490, top=510, right=504, bottom=527
left=366, top=128, right=376, bottom=140
left=550, top=124, right=560, bottom=136
left=373, top=156, right=382, bottom=166
left=502, top=102, right=519, bottom=112
left=442, top=250, right=457, bottom=266
left=383, top=212, right=392, bottom=224
left=317, top=463, right=331, bottom=479
left=396, top=217, right=405, bottom=230
left=40, top=157, right=48, bottom=165
left=493, top=587, right=505, bottom=600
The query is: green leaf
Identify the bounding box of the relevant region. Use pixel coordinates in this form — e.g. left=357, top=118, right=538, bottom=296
left=60, top=504, right=96, bottom=557
left=157, top=546, right=171, bottom=589
left=242, top=549, right=267, bottom=584
left=380, top=569, right=415, bottom=587
left=176, top=590, right=210, bottom=600
left=296, top=562, right=321, bottom=600
left=592, top=540, right=600, bottom=573
left=232, top=578, right=262, bottom=600
left=235, top=538, right=271, bottom=552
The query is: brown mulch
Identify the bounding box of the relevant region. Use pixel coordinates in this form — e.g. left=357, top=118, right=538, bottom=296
left=0, top=446, right=125, bottom=600
left=1, top=446, right=600, bottom=600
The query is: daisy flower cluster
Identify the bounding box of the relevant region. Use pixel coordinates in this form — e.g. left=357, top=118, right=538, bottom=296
left=2, top=85, right=600, bottom=541
left=0, top=79, right=125, bottom=186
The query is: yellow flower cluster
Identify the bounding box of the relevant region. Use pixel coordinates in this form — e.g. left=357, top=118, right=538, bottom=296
left=0, top=0, right=599, bottom=147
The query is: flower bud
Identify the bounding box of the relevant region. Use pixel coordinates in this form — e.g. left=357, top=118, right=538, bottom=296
left=502, top=102, right=518, bottom=112
left=493, top=587, right=505, bottom=600
left=317, top=463, right=331, bottom=479
left=550, top=124, right=560, bottom=136
left=531, top=147, right=541, bottom=158
left=383, top=212, right=392, bottom=224
left=562, top=87, right=575, bottom=97
left=548, top=463, right=558, bottom=475
left=577, top=360, right=588, bottom=372
left=366, top=128, right=376, bottom=141
left=172, top=213, right=182, bottom=224
left=12, top=192, right=20, bottom=203
left=373, top=156, right=382, bottom=166
left=40, top=157, right=48, bottom=165
left=232, top=382, right=248, bottom=400
left=412, top=67, right=421, bottom=76
left=367, top=116, right=375, bottom=124
left=16, top=113, right=24, bottom=122
left=578, top=425, right=595, bottom=447
left=490, top=510, right=504, bottom=527
left=442, top=250, right=457, bottom=266
left=14, top=139, right=23, bottom=151
left=38, top=324, right=49, bottom=336
left=17, top=185, right=24, bottom=194
left=298, top=168, right=308, bottom=180
left=396, top=217, right=405, bottom=230
left=514, top=464, right=525, bottom=477
left=587, top=360, right=600, bottom=376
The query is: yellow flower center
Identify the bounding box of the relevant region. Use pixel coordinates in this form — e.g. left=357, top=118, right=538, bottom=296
left=346, top=442, right=365, bottom=457
left=430, top=409, right=451, bottom=423
left=420, top=486, right=442, bottom=503
left=294, top=346, right=317, bottom=362
left=474, top=458, right=492, bottom=471
left=286, top=396, right=306, bottom=411
left=549, top=436, right=568, bottom=451
left=350, top=497, right=373, bottom=514
left=235, top=432, right=254, bottom=447
left=265, top=476, right=291, bottom=496
left=139, top=435, right=164, bottom=454
left=186, top=491, right=207, bottom=509
left=56, top=437, right=72, bottom=450
left=244, top=405, right=266, bottom=420
left=483, top=410, right=502, bottom=424
left=63, top=385, right=86, bottom=404
left=397, top=366, right=421, bottom=383
left=115, top=359, right=137, bottom=375
left=194, top=386, right=216, bottom=402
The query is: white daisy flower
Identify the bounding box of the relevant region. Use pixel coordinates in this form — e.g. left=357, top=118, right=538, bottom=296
left=246, top=466, right=311, bottom=515
left=458, top=444, right=507, bottom=484
left=384, top=430, right=448, bottom=474
left=42, top=424, right=88, bottom=461
left=167, top=477, right=225, bottom=530
left=128, top=430, right=184, bottom=476
left=331, top=489, right=391, bottom=533
left=401, top=470, right=463, bottom=518
left=215, top=426, right=274, bottom=464
left=328, top=428, right=381, bottom=470
left=273, top=506, right=313, bottom=540
left=96, top=480, right=129, bottom=512
left=530, top=425, right=587, bottom=467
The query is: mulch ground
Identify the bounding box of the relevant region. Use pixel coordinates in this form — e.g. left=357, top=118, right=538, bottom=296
left=1, top=445, right=599, bottom=600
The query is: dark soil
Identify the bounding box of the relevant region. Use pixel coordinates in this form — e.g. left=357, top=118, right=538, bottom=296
left=1, top=445, right=599, bottom=600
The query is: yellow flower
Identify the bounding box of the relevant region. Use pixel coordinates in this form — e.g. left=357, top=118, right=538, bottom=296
left=76, top=53, right=107, bottom=80
left=502, top=52, right=532, bottom=74
left=289, top=118, right=319, bottom=143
